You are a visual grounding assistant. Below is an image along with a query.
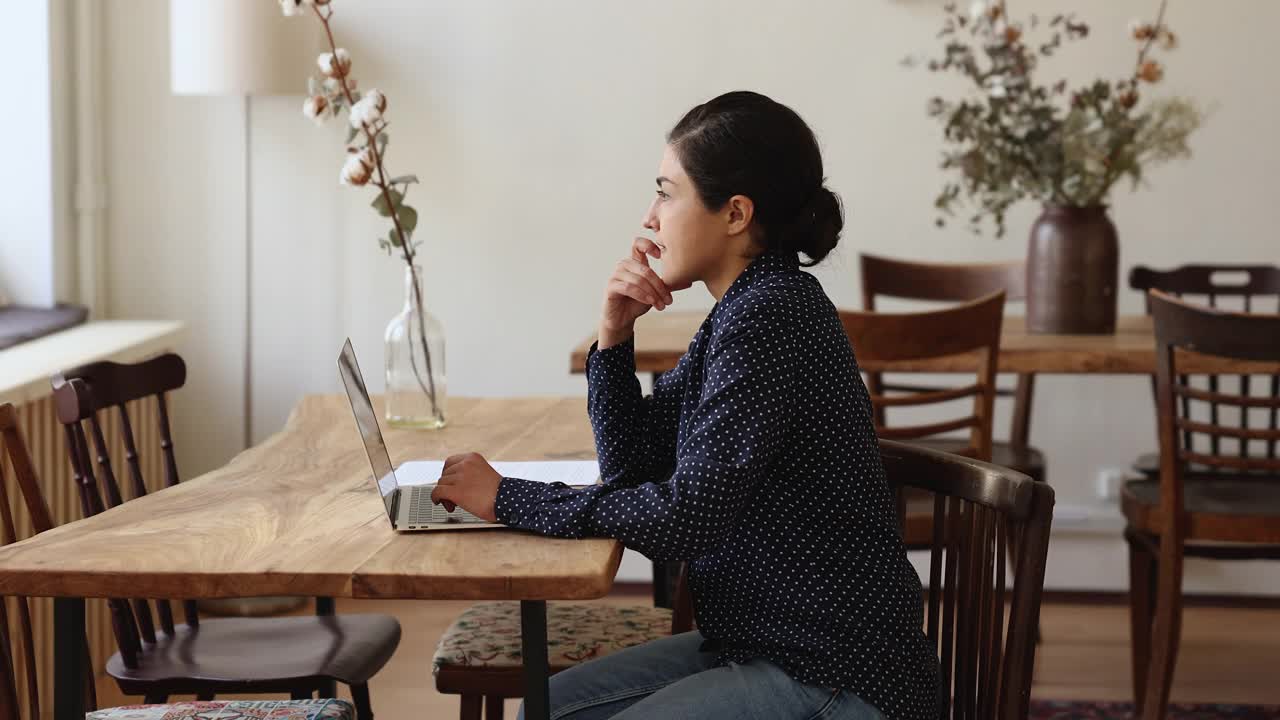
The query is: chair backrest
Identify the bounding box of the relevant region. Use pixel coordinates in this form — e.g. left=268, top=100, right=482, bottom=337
left=861, top=253, right=1026, bottom=309
left=0, top=403, right=94, bottom=720
left=50, top=354, right=191, bottom=670
left=860, top=253, right=1034, bottom=448
left=1130, top=264, right=1280, bottom=314
left=880, top=439, right=1054, bottom=720
left=840, top=292, right=1005, bottom=462
left=1134, top=266, right=1280, bottom=461
left=1149, top=292, right=1280, bottom=490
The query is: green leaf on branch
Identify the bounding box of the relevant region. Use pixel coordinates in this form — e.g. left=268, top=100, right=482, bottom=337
left=389, top=228, right=403, bottom=248
left=371, top=189, right=404, bottom=217
left=346, top=126, right=359, bottom=144
left=389, top=175, right=419, bottom=185
left=397, top=205, right=419, bottom=233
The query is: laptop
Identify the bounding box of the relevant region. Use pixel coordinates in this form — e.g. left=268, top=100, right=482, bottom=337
left=337, top=338, right=503, bottom=531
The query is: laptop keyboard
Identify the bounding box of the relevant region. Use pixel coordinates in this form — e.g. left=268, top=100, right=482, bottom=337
left=406, top=486, right=486, bottom=525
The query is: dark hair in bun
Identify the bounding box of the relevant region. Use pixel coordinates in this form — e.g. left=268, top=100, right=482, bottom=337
left=668, top=91, right=843, bottom=267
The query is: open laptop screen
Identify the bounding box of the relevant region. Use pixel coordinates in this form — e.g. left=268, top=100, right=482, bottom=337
left=337, top=338, right=397, bottom=516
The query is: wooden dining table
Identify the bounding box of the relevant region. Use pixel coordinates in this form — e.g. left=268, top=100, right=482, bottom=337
left=0, top=395, right=620, bottom=720
left=570, top=312, right=1280, bottom=376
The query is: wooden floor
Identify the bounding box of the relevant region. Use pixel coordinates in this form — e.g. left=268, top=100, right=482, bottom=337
left=95, top=593, right=1280, bottom=718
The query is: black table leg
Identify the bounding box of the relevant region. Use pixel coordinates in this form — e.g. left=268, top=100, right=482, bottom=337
left=54, top=597, right=86, bottom=720
left=521, top=600, right=550, bottom=720
left=647, top=372, right=676, bottom=611
left=314, top=596, right=338, bottom=699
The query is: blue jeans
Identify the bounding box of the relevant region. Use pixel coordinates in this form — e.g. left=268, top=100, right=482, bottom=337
left=516, top=631, right=886, bottom=720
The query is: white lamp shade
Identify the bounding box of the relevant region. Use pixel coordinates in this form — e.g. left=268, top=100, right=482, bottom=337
left=170, top=0, right=319, bottom=96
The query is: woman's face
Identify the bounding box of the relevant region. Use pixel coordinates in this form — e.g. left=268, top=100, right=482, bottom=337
left=641, top=145, right=732, bottom=292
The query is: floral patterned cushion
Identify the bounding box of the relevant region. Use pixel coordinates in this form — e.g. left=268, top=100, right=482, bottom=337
left=85, top=700, right=355, bottom=720
left=433, top=602, right=673, bottom=670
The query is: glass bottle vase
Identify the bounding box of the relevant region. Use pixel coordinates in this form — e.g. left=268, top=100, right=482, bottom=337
left=384, top=264, right=447, bottom=429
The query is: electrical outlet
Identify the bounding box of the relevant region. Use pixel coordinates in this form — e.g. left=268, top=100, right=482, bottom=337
left=1094, top=467, right=1125, bottom=501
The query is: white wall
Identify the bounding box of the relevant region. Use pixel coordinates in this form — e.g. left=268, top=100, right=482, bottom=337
left=105, top=0, right=1280, bottom=589
left=0, top=1, right=58, bottom=307
left=103, top=3, right=248, bottom=476
left=50, top=0, right=77, bottom=308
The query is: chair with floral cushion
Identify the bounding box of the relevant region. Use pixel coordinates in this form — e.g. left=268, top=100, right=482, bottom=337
left=0, top=402, right=357, bottom=720
left=82, top=700, right=355, bottom=720
left=433, top=565, right=693, bottom=720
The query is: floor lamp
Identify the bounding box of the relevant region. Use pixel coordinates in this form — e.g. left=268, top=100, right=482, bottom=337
left=170, top=0, right=316, bottom=616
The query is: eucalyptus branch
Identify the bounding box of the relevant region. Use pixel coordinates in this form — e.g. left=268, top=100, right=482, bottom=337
left=915, top=0, right=1200, bottom=235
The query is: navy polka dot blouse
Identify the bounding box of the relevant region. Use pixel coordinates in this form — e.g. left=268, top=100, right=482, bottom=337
left=496, top=251, right=941, bottom=720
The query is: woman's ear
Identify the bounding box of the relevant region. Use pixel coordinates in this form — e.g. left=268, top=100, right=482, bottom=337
left=724, top=194, right=755, bottom=236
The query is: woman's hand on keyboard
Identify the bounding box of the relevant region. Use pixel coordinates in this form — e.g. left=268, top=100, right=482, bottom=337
left=430, top=452, right=501, bottom=522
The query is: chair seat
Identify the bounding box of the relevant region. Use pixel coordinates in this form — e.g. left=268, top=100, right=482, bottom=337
left=86, top=699, right=355, bottom=720
left=1122, top=476, right=1280, bottom=544
left=1131, top=451, right=1274, bottom=480
left=914, top=440, right=1046, bottom=482
left=105, top=614, right=401, bottom=695
left=1132, top=452, right=1161, bottom=477
left=433, top=602, right=672, bottom=696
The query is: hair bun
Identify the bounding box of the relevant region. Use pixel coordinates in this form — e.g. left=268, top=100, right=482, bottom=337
left=784, top=186, right=843, bottom=267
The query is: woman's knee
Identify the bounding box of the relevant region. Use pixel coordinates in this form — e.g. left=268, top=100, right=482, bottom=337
left=517, top=632, right=713, bottom=720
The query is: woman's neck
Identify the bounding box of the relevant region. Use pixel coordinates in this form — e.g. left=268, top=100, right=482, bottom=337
left=705, top=253, right=760, bottom=302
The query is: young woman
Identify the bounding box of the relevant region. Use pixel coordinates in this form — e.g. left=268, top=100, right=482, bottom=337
left=432, top=91, right=939, bottom=720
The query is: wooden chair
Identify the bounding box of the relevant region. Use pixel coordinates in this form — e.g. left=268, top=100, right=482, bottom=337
left=433, top=565, right=693, bottom=720
left=839, top=292, right=1006, bottom=547
left=1128, top=264, right=1280, bottom=479
left=1123, top=291, right=1280, bottom=720
left=48, top=355, right=400, bottom=717
left=879, top=439, right=1054, bottom=719
left=860, top=253, right=1046, bottom=485
left=0, top=401, right=357, bottom=720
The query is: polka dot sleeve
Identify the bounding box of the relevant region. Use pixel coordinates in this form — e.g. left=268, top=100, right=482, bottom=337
left=582, top=336, right=687, bottom=488
left=495, top=303, right=795, bottom=562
